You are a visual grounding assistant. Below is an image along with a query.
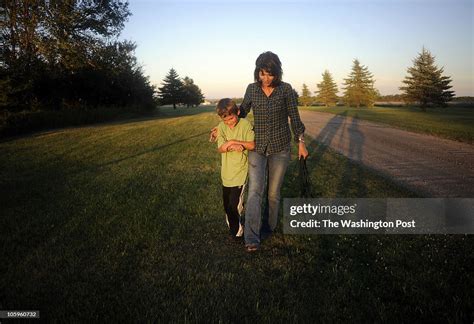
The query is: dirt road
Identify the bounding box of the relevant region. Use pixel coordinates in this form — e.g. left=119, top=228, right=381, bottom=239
left=300, top=110, right=474, bottom=197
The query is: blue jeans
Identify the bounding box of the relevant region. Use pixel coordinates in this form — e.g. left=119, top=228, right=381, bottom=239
left=244, top=146, right=291, bottom=246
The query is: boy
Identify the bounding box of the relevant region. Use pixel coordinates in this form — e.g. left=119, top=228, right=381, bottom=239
left=215, top=98, right=255, bottom=240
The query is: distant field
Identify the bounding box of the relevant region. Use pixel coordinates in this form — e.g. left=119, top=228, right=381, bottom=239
left=300, top=106, right=474, bottom=143
left=0, top=107, right=471, bottom=322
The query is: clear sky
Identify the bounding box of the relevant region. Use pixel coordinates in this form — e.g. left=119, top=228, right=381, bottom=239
left=120, top=0, right=473, bottom=99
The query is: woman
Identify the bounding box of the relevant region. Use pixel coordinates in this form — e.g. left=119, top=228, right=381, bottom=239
left=240, top=51, right=308, bottom=252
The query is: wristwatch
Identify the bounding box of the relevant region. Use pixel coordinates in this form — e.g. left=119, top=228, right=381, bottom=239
left=298, top=134, right=305, bottom=143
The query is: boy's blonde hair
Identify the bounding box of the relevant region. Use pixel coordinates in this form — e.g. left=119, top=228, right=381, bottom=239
left=216, top=98, right=239, bottom=118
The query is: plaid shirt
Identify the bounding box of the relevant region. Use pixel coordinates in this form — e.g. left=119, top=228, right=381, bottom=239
left=240, top=82, right=305, bottom=155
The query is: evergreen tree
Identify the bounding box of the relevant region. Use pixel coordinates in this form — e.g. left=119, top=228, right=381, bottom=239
left=316, top=70, right=339, bottom=107
left=158, top=68, right=184, bottom=109
left=400, top=47, right=454, bottom=110
left=182, top=77, right=204, bottom=107
left=298, top=84, right=312, bottom=107
left=342, top=59, right=377, bottom=108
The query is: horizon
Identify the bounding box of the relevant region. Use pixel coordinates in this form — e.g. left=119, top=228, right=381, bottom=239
left=120, top=0, right=473, bottom=98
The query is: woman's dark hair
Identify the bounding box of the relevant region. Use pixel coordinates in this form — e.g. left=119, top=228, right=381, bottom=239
left=254, top=51, right=283, bottom=87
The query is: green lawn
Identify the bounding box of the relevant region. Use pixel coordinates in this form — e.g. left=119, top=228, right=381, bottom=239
left=0, top=107, right=472, bottom=322
left=300, top=105, right=474, bottom=143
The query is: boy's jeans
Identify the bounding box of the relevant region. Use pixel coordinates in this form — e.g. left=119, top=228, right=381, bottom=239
left=244, top=147, right=291, bottom=246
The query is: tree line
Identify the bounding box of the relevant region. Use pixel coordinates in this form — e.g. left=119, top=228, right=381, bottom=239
left=157, top=68, right=204, bottom=109
left=0, top=0, right=156, bottom=113
left=299, top=48, right=454, bottom=110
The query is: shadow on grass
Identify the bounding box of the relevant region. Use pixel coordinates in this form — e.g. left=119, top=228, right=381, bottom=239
left=0, top=106, right=216, bottom=144
left=2, top=108, right=472, bottom=321
left=303, top=113, right=347, bottom=197
left=96, top=131, right=209, bottom=168
left=51, top=131, right=210, bottom=179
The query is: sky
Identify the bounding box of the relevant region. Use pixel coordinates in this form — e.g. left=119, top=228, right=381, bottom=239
left=120, top=0, right=474, bottom=99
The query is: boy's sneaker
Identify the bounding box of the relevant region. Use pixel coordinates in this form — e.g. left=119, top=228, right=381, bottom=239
left=236, top=223, right=244, bottom=237
left=227, top=234, right=243, bottom=244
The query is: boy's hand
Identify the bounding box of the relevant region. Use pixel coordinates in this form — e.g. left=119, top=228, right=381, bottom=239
left=220, top=140, right=233, bottom=152
left=209, top=127, right=218, bottom=142
left=228, top=144, right=244, bottom=152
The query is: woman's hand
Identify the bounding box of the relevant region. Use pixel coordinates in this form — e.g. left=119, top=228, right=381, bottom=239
left=209, top=127, right=218, bottom=142
left=298, top=142, right=309, bottom=160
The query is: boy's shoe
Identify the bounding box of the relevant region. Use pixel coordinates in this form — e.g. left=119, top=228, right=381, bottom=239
left=236, top=223, right=244, bottom=237
left=234, top=235, right=244, bottom=244
left=245, top=244, right=259, bottom=253
left=227, top=235, right=243, bottom=244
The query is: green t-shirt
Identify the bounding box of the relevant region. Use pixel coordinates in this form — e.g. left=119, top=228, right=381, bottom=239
left=217, top=118, right=255, bottom=187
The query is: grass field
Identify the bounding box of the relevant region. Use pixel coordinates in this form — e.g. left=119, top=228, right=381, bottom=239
left=0, top=107, right=472, bottom=322
left=300, top=105, right=474, bottom=143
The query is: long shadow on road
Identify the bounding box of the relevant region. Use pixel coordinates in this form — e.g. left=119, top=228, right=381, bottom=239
left=301, top=112, right=367, bottom=197
left=336, top=114, right=366, bottom=197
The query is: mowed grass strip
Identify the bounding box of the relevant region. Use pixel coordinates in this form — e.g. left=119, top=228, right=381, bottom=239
left=0, top=107, right=472, bottom=322
left=300, top=106, right=474, bottom=143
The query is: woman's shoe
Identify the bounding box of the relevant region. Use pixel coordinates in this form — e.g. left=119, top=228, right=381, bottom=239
left=245, top=244, right=259, bottom=253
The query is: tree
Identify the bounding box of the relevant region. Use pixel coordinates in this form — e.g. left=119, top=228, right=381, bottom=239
left=316, top=70, right=338, bottom=107
left=342, top=59, right=377, bottom=108
left=1, top=1, right=45, bottom=110
left=0, top=0, right=157, bottom=112
left=400, top=47, right=454, bottom=110
left=298, top=84, right=312, bottom=107
left=182, top=77, right=204, bottom=107
left=40, top=1, right=130, bottom=70
left=158, top=68, right=184, bottom=109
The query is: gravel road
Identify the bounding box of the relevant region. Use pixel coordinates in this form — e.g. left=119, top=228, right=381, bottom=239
left=300, top=110, right=474, bottom=197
